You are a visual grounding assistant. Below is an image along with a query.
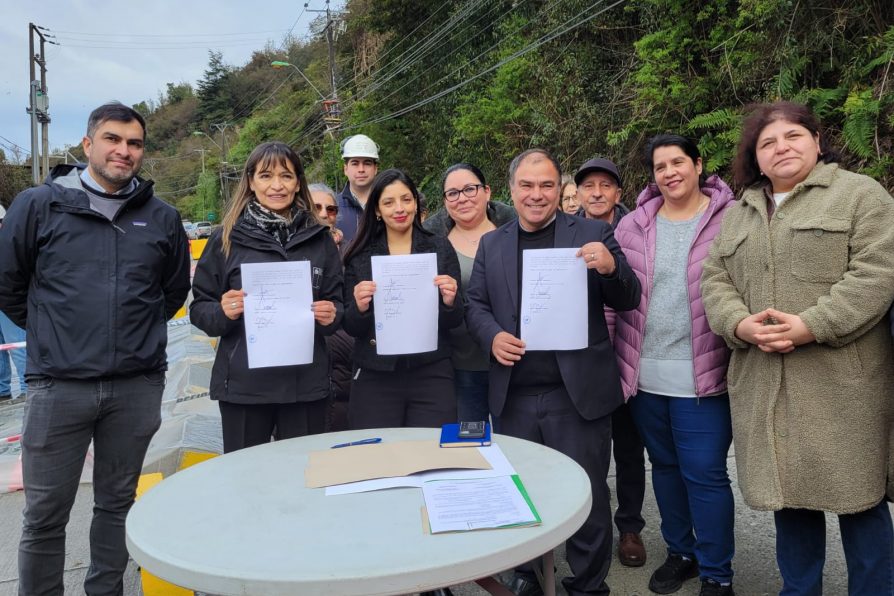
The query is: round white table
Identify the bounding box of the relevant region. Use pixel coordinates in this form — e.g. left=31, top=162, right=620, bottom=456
left=126, top=428, right=592, bottom=596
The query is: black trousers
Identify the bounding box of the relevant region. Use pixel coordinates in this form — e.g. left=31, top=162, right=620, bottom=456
left=611, top=401, right=646, bottom=534
left=349, top=357, right=456, bottom=429
left=218, top=399, right=328, bottom=453
left=499, top=385, right=612, bottom=596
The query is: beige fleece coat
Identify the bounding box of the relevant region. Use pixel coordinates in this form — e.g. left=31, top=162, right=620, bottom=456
left=701, top=162, right=894, bottom=514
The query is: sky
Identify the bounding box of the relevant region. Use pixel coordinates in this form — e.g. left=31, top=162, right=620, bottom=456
left=0, top=0, right=338, bottom=162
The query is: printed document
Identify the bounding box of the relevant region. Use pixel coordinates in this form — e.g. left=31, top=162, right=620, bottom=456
left=371, top=253, right=438, bottom=355
left=520, top=248, right=588, bottom=350
left=423, top=475, right=541, bottom=533
left=241, top=261, right=315, bottom=368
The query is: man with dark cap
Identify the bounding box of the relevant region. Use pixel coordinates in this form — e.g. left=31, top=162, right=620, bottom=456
left=575, top=157, right=629, bottom=228
left=575, top=157, right=648, bottom=569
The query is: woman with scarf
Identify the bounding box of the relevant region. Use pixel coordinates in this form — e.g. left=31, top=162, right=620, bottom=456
left=191, top=141, right=343, bottom=453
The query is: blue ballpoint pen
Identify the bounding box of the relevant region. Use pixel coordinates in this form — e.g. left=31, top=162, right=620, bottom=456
left=331, top=437, right=382, bottom=449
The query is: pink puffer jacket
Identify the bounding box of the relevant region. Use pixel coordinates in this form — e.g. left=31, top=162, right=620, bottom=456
left=609, top=175, right=735, bottom=399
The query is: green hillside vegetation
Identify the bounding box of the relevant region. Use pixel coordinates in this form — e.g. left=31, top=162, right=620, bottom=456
left=76, top=0, right=894, bottom=220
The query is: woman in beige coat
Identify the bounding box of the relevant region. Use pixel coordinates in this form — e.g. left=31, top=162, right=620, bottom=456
left=701, top=101, right=894, bottom=595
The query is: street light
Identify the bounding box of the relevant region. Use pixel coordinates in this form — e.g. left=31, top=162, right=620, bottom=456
left=192, top=130, right=222, bottom=151
left=271, top=61, right=327, bottom=101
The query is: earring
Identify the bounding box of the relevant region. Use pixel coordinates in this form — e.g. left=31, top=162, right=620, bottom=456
left=376, top=215, right=382, bottom=221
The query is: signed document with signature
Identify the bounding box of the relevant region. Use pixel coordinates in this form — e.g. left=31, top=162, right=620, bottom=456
left=370, top=253, right=438, bottom=355
left=241, top=261, right=315, bottom=368
left=520, top=248, right=588, bottom=351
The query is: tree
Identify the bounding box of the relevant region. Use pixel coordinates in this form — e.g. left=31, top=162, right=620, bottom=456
left=196, top=51, right=236, bottom=125
left=0, top=155, right=33, bottom=208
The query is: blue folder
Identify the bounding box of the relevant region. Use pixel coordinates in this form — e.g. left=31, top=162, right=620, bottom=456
left=439, top=423, right=492, bottom=448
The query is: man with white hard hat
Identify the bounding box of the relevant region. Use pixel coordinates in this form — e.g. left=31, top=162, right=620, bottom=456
left=338, top=134, right=379, bottom=245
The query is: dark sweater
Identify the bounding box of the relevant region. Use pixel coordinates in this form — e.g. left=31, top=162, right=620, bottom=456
left=510, top=219, right=563, bottom=391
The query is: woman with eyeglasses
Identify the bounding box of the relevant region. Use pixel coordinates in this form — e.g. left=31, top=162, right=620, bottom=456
left=343, top=168, right=464, bottom=429
left=561, top=175, right=581, bottom=215
left=190, top=142, right=343, bottom=453
left=308, top=182, right=354, bottom=431
left=309, top=183, right=344, bottom=248
left=423, top=163, right=517, bottom=423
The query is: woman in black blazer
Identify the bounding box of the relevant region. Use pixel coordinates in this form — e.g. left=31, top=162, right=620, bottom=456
left=342, top=169, right=463, bottom=429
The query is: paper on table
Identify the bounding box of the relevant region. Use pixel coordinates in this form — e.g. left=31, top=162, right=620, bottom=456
left=306, top=440, right=491, bottom=488
left=325, top=444, right=515, bottom=495
left=520, top=248, right=588, bottom=350
left=423, top=475, right=541, bottom=533
left=241, top=261, right=315, bottom=369
left=371, top=253, right=438, bottom=355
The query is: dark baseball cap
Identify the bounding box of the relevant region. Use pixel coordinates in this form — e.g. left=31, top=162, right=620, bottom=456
left=574, top=157, right=622, bottom=188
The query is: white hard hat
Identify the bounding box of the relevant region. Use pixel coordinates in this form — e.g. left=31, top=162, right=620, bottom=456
left=341, top=134, right=379, bottom=160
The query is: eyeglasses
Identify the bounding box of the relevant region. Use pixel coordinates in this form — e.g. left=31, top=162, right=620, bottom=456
left=314, top=203, right=339, bottom=215
left=562, top=195, right=577, bottom=203
left=443, top=184, right=484, bottom=202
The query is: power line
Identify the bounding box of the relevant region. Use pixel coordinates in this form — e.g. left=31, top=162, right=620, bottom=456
left=229, top=72, right=295, bottom=121
left=340, top=0, right=626, bottom=132
left=354, top=3, right=453, bottom=79
left=155, top=184, right=200, bottom=196
left=48, top=28, right=290, bottom=38
left=333, top=1, right=475, bottom=104
left=287, top=0, right=539, bottom=147
left=0, top=135, right=31, bottom=155
left=340, top=0, right=528, bottom=117
left=54, top=40, right=276, bottom=50
left=278, top=4, right=309, bottom=52
left=344, top=0, right=491, bottom=105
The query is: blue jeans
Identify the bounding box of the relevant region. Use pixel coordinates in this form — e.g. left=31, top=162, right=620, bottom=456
left=628, top=391, right=735, bottom=583
left=0, top=311, right=25, bottom=395
left=775, top=500, right=894, bottom=595
left=0, top=311, right=27, bottom=395
left=454, top=369, right=490, bottom=422
left=18, top=373, right=164, bottom=596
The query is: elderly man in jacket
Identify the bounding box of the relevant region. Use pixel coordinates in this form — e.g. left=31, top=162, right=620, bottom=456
left=574, top=157, right=647, bottom=569
left=467, top=149, right=640, bottom=596
left=0, top=102, right=190, bottom=595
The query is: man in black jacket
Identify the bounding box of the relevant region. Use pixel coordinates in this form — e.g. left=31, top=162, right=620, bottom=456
left=467, top=149, right=640, bottom=596
left=0, top=102, right=191, bottom=595
left=575, top=157, right=647, bottom=569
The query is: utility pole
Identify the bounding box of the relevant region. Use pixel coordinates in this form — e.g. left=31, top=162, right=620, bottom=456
left=27, top=23, right=56, bottom=185
left=307, top=1, right=343, bottom=132
left=192, top=149, right=209, bottom=174
left=210, top=123, right=231, bottom=217
left=324, top=1, right=338, bottom=102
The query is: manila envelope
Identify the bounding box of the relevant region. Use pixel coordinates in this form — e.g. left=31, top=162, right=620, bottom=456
left=305, top=440, right=491, bottom=488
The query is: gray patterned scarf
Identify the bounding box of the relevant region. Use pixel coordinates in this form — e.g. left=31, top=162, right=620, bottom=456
left=243, top=200, right=301, bottom=246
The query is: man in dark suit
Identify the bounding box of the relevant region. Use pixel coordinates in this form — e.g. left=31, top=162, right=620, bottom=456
left=467, top=149, right=640, bottom=596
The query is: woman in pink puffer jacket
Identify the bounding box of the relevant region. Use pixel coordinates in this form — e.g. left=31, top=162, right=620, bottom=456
left=611, top=134, right=736, bottom=596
